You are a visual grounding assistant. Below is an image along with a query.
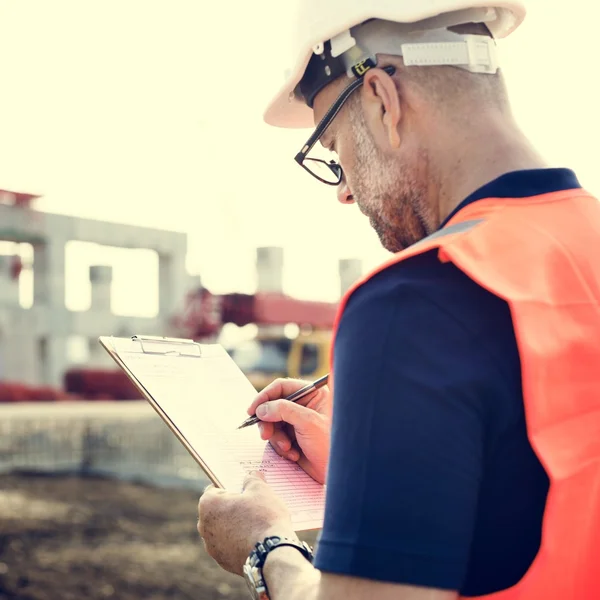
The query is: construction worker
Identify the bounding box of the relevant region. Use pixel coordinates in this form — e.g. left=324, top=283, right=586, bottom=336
left=198, top=1, right=600, bottom=598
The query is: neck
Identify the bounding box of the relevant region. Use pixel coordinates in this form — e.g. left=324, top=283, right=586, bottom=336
left=428, top=112, right=548, bottom=227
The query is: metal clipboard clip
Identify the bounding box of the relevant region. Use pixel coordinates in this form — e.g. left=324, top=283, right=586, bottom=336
left=131, top=335, right=202, bottom=357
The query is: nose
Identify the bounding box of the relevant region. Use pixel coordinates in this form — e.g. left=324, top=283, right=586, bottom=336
left=337, top=182, right=354, bottom=205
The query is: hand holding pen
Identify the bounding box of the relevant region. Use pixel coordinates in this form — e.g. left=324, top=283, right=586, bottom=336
left=240, top=374, right=332, bottom=485
left=237, top=374, right=329, bottom=429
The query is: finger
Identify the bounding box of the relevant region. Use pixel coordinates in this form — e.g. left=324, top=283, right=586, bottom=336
left=270, top=429, right=292, bottom=452
left=268, top=430, right=299, bottom=461
left=259, top=421, right=290, bottom=441
left=247, top=378, right=311, bottom=415
left=255, top=399, right=319, bottom=430
left=269, top=438, right=300, bottom=462
left=261, top=421, right=299, bottom=456
left=242, top=470, right=266, bottom=491
left=258, top=421, right=275, bottom=440
left=284, top=423, right=298, bottom=445
left=287, top=442, right=301, bottom=462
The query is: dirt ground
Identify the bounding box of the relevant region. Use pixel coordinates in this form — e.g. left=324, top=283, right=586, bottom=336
left=0, top=473, right=318, bottom=600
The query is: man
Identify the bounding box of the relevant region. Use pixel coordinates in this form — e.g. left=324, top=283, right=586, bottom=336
left=198, top=1, right=600, bottom=598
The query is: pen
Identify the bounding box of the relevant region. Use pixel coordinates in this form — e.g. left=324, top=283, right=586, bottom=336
left=236, top=374, right=330, bottom=430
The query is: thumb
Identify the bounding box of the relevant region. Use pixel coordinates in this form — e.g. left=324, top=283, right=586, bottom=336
left=243, top=470, right=266, bottom=491
left=256, top=400, right=316, bottom=429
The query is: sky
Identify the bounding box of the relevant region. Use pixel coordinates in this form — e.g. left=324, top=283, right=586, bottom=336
left=0, top=0, right=599, bottom=317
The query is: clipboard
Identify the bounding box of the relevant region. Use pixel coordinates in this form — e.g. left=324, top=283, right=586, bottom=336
left=99, top=335, right=223, bottom=487
left=97, top=335, right=325, bottom=531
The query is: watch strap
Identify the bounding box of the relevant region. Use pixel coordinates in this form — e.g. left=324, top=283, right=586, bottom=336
left=253, top=536, right=314, bottom=568
left=244, top=536, right=314, bottom=600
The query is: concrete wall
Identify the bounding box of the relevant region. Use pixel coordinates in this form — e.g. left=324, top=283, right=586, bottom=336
left=0, top=402, right=208, bottom=490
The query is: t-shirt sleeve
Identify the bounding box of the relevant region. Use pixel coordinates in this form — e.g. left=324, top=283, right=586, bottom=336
left=314, top=268, right=493, bottom=591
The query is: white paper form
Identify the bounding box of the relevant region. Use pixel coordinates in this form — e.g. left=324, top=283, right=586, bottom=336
left=103, top=337, right=324, bottom=531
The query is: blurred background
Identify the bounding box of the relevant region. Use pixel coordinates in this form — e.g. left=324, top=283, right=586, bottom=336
left=0, top=0, right=598, bottom=598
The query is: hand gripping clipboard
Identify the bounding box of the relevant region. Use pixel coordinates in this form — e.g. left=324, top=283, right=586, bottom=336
left=99, top=335, right=223, bottom=487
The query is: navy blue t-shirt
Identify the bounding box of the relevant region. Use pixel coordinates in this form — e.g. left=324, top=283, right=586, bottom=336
left=314, top=169, right=581, bottom=596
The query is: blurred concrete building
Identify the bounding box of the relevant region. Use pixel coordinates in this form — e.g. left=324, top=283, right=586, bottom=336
left=0, top=190, right=363, bottom=388
left=0, top=189, right=187, bottom=386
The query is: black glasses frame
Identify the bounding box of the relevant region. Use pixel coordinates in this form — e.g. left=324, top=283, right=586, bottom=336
left=294, top=65, right=396, bottom=186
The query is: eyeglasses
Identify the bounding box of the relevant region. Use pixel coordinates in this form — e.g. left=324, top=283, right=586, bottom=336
left=294, top=65, right=396, bottom=186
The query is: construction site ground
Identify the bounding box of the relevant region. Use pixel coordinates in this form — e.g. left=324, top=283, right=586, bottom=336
left=0, top=473, right=319, bottom=600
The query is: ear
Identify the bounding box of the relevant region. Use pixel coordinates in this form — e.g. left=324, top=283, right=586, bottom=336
left=360, top=68, right=402, bottom=150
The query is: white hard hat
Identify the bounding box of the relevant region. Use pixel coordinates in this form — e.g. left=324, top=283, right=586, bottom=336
left=264, top=0, right=526, bottom=129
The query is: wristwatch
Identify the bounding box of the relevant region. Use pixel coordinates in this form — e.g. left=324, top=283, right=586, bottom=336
left=243, top=535, right=314, bottom=600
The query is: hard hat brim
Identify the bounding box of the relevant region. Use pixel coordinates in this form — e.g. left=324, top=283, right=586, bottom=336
left=263, top=54, right=316, bottom=129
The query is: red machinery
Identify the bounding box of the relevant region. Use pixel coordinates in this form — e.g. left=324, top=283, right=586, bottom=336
left=174, top=288, right=339, bottom=340
left=0, top=382, right=79, bottom=403
left=63, top=368, right=143, bottom=401
left=0, top=284, right=341, bottom=402
left=0, top=370, right=144, bottom=403
left=58, top=290, right=339, bottom=401
left=0, top=189, right=40, bottom=207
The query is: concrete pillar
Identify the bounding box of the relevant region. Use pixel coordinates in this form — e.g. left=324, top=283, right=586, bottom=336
left=89, top=265, right=113, bottom=312
left=33, top=239, right=66, bottom=307
left=33, top=239, right=68, bottom=386
left=0, top=308, right=11, bottom=382
left=37, top=336, right=68, bottom=387
left=187, top=274, right=203, bottom=293
left=256, top=247, right=284, bottom=293
left=0, top=334, right=38, bottom=383
left=158, top=237, right=188, bottom=323
left=0, top=256, right=21, bottom=306
left=0, top=307, right=42, bottom=384
left=339, top=258, right=363, bottom=296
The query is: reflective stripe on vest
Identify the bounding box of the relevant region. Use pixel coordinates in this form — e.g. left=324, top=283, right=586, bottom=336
left=330, top=189, right=600, bottom=599
left=412, top=218, right=485, bottom=246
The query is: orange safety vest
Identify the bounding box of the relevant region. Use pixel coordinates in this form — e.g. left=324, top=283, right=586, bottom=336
left=330, top=189, right=600, bottom=599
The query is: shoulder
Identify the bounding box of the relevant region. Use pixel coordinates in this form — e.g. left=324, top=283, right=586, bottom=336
left=335, top=249, right=521, bottom=408
left=340, top=249, right=510, bottom=336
